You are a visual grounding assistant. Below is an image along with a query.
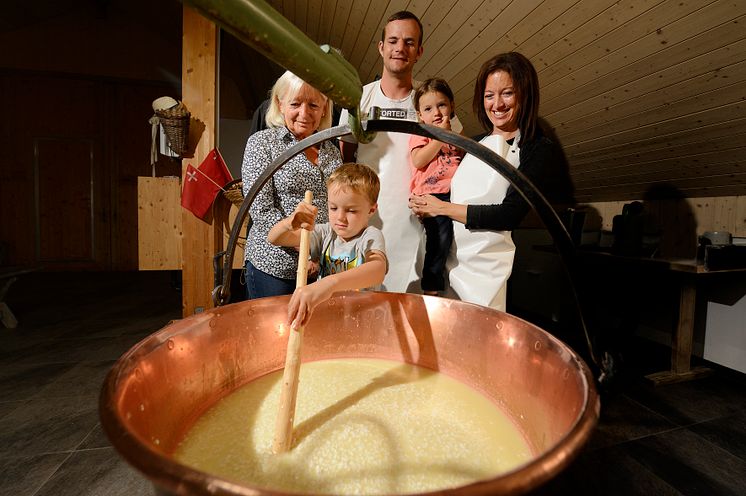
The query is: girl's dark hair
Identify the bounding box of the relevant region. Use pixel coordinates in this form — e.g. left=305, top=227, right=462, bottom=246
left=414, top=78, right=456, bottom=118
left=473, top=52, right=540, bottom=144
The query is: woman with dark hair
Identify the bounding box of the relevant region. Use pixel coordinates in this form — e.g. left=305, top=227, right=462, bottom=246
left=409, top=52, right=573, bottom=310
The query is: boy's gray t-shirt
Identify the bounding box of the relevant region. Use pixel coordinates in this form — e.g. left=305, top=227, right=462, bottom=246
left=309, top=224, right=387, bottom=281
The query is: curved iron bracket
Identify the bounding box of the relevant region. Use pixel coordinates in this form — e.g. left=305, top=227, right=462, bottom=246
left=214, top=119, right=608, bottom=382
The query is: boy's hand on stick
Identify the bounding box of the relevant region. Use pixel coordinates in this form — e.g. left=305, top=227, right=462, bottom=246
left=289, top=202, right=318, bottom=231
left=287, top=278, right=334, bottom=330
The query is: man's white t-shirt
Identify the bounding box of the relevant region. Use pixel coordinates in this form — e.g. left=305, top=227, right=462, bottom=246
left=338, top=80, right=423, bottom=293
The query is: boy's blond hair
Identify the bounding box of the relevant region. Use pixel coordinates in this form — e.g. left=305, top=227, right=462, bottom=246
left=326, top=163, right=380, bottom=205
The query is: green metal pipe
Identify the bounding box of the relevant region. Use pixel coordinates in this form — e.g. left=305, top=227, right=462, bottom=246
left=182, top=0, right=362, bottom=110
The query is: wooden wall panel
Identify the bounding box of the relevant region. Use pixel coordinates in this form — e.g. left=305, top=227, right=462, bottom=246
left=181, top=6, right=218, bottom=315
left=0, top=62, right=178, bottom=270
left=138, top=177, right=182, bottom=270
left=737, top=196, right=746, bottom=236
left=136, top=180, right=246, bottom=271
left=110, top=83, right=182, bottom=270
left=0, top=74, right=109, bottom=269
left=585, top=196, right=746, bottom=237
left=35, top=138, right=99, bottom=264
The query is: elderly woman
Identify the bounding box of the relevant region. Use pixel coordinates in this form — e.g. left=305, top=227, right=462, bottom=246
left=242, top=71, right=342, bottom=299
left=409, top=52, right=573, bottom=310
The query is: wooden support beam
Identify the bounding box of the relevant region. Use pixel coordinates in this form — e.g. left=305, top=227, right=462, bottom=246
left=181, top=6, right=219, bottom=316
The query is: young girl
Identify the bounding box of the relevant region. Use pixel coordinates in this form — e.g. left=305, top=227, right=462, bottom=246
left=408, top=78, right=464, bottom=296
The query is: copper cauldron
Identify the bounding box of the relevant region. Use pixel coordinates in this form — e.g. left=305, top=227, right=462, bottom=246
left=100, top=291, right=599, bottom=495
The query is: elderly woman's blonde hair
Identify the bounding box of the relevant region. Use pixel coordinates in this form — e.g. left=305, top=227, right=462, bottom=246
left=265, top=70, right=333, bottom=131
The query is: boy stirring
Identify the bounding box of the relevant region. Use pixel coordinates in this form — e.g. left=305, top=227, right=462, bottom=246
left=268, top=163, right=387, bottom=329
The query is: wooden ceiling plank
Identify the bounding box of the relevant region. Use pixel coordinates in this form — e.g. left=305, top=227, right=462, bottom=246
left=574, top=154, right=745, bottom=184
left=304, top=0, right=323, bottom=42
left=448, top=0, right=576, bottom=105
left=328, top=0, right=353, bottom=50
left=552, top=54, right=746, bottom=140
left=533, top=0, right=667, bottom=82
left=573, top=135, right=746, bottom=172
left=578, top=184, right=746, bottom=202
left=418, top=0, right=466, bottom=47
left=268, top=0, right=284, bottom=14
left=406, top=0, right=436, bottom=18
left=565, top=116, right=746, bottom=157
left=339, top=0, right=372, bottom=63
left=575, top=166, right=746, bottom=194
left=539, top=0, right=712, bottom=87
left=577, top=171, right=746, bottom=195
left=430, top=0, right=544, bottom=85
left=295, top=0, right=308, bottom=34
left=542, top=8, right=746, bottom=113
left=317, top=0, right=338, bottom=45
left=559, top=100, right=745, bottom=154
left=415, top=0, right=512, bottom=80
left=551, top=52, right=746, bottom=142
left=518, top=0, right=619, bottom=60
left=348, top=1, right=389, bottom=69
left=282, top=0, right=296, bottom=25
left=557, top=65, right=746, bottom=147
left=571, top=129, right=746, bottom=170
left=413, top=0, right=482, bottom=77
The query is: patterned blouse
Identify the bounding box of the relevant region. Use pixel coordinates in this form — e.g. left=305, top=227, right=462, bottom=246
left=241, top=126, right=342, bottom=279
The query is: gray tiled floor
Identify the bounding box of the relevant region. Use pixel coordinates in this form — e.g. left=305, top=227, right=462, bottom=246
left=1, top=271, right=180, bottom=496
left=1, top=271, right=745, bottom=495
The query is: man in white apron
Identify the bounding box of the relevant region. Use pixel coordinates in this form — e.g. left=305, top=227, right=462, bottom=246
left=339, top=11, right=461, bottom=293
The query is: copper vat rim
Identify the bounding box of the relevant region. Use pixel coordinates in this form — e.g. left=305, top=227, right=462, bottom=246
left=100, top=292, right=600, bottom=496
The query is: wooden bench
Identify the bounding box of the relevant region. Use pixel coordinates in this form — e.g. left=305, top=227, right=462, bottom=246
left=0, top=267, right=41, bottom=328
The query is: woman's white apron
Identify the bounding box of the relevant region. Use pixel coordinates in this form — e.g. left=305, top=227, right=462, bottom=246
left=445, top=134, right=520, bottom=310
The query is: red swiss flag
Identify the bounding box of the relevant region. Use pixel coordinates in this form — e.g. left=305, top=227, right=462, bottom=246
left=181, top=148, right=233, bottom=220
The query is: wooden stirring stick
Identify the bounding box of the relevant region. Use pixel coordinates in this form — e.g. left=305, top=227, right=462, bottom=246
left=273, top=190, right=313, bottom=453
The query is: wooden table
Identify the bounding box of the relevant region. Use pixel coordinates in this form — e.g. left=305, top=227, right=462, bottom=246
left=0, top=266, right=41, bottom=328
left=573, top=249, right=746, bottom=385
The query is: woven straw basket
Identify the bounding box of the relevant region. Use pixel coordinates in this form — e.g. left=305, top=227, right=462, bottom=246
left=156, top=102, right=190, bottom=155
left=223, top=180, right=244, bottom=207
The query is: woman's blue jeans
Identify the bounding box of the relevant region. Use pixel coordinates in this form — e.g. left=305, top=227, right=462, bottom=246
left=245, top=260, right=295, bottom=300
